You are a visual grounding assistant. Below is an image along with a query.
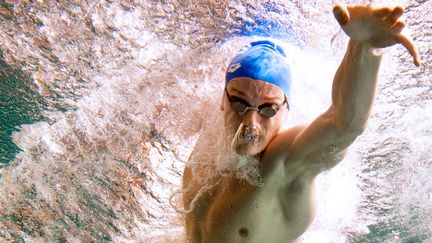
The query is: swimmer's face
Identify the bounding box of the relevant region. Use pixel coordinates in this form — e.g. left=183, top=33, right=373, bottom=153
left=223, top=78, right=288, bottom=156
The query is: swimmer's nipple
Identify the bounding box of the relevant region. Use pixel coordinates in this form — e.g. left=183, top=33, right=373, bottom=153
left=239, top=227, right=249, bottom=237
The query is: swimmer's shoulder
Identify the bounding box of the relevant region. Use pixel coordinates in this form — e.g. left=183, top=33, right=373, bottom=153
left=260, top=125, right=307, bottom=173
left=267, top=124, right=308, bottom=155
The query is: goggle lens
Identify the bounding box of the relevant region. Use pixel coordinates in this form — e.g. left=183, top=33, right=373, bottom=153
left=259, top=106, right=277, bottom=117
left=231, top=102, right=247, bottom=113
left=225, top=88, right=287, bottom=118
left=230, top=101, right=278, bottom=118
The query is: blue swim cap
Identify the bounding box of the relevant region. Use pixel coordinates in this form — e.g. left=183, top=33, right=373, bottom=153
left=225, top=40, right=292, bottom=97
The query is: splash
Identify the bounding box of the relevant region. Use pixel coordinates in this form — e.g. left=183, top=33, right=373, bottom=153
left=0, top=0, right=431, bottom=242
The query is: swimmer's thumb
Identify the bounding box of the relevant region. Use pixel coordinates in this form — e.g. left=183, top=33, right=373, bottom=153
left=333, top=5, right=350, bottom=26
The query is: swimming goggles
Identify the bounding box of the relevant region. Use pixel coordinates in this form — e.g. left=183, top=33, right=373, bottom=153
left=225, top=88, right=288, bottom=118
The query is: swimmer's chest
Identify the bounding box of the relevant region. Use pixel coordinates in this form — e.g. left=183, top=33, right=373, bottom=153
left=202, top=161, right=313, bottom=242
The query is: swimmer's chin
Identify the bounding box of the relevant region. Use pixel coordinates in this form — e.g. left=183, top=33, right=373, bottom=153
left=233, top=143, right=263, bottom=156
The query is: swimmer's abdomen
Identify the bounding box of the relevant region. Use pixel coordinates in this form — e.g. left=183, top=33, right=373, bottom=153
left=201, top=162, right=316, bottom=243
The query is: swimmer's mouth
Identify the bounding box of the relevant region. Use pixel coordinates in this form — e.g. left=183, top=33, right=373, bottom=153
left=238, top=133, right=260, bottom=145
left=231, top=123, right=262, bottom=149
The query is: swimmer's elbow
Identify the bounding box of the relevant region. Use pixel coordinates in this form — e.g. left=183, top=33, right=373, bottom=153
left=334, top=123, right=366, bottom=149
left=351, top=124, right=367, bottom=137
left=333, top=113, right=368, bottom=146
left=341, top=123, right=366, bottom=137
left=333, top=109, right=368, bottom=139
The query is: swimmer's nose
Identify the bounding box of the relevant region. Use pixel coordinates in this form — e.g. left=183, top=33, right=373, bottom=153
left=242, top=108, right=260, bottom=127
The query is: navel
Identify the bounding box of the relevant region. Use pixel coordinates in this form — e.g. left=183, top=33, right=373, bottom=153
left=239, top=227, right=249, bottom=237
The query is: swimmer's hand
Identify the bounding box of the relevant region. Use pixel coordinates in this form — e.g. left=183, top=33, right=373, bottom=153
left=333, top=4, right=421, bottom=66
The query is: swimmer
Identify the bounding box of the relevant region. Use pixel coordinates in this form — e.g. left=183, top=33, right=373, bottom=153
left=182, top=4, right=421, bottom=243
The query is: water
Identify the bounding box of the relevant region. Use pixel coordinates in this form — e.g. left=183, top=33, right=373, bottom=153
left=0, top=0, right=431, bottom=242
left=0, top=57, right=47, bottom=165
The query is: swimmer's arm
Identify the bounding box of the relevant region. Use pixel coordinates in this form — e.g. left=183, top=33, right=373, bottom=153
left=283, top=4, right=420, bottom=174
left=182, top=166, right=202, bottom=242
left=285, top=41, right=382, bottom=173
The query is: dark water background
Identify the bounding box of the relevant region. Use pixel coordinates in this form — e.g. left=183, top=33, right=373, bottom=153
left=0, top=54, right=46, bottom=166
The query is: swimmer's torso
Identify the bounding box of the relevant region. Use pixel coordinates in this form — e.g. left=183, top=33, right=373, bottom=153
left=183, top=131, right=317, bottom=243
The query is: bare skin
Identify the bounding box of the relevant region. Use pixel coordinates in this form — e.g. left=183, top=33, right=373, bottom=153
left=183, top=4, right=420, bottom=243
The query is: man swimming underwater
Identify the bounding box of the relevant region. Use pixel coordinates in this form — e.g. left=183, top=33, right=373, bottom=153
left=182, top=3, right=421, bottom=243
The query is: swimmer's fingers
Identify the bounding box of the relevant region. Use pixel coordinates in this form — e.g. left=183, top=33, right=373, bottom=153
left=333, top=5, right=350, bottom=25
left=373, top=7, right=392, bottom=18
left=373, top=6, right=404, bottom=26
left=397, top=34, right=421, bottom=66
left=384, top=6, right=419, bottom=66
left=391, top=21, right=406, bottom=33
left=384, top=6, right=404, bottom=26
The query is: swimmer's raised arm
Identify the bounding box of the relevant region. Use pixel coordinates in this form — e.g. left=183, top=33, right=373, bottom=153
left=284, top=4, right=421, bottom=174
